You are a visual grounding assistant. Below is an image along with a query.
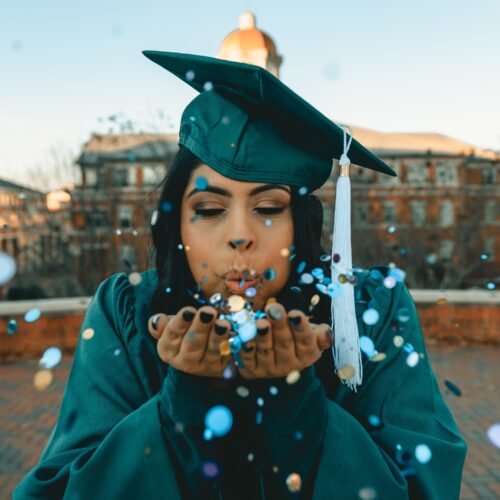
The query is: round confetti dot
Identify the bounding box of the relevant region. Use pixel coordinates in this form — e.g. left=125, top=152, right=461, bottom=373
left=263, top=268, right=276, bottom=281
left=203, top=81, right=214, bottom=91
left=205, top=405, right=233, bottom=437
left=320, top=254, right=331, bottom=262
left=7, top=319, right=18, bottom=335
left=389, top=267, right=406, bottom=283
left=415, top=444, right=432, bottom=464
left=24, top=308, right=41, bottom=323
left=294, top=431, right=303, bottom=440
left=239, top=321, right=257, bottom=342
left=358, top=487, right=377, bottom=499
left=338, top=274, right=348, bottom=284
left=487, top=423, right=500, bottom=448
left=221, top=116, right=230, bottom=125
left=486, top=282, right=496, bottom=290
left=161, top=201, right=173, bottom=213
left=297, top=261, right=307, bottom=273
left=299, top=273, right=313, bottom=284
left=286, top=370, right=301, bottom=385
left=362, top=308, right=380, bottom=326
left=406, top=351, right=420, bottom=367
left=332, top=253, right=341, bottom=264
left=286, top=473, right=302, bottom=492
left=82, top=328, right=95, bottom=340
left=113, top=348, right=121, bottom=356
left=327, top=282, right=343, bottom=299
left=280, top=248, right=290, bottom=257
left=310, top=294, right=320, bottom=306
left=177, top=243, right=183, bottom=250
left=298, top=186, right=308, bottom=195
left=436, top=297, right=448, bottom=305
left=426, top=253, right=438, bottom=265
left=150, top=210, right=159, bottom=226
left=311, top=267, right=324, bottom=280
left=264, top=219, right=273, bottom=227
left=393, top=335, right=404, bottom=347
left=370, top=352, right=387, bottom=362
left=245, top=287, right=257, bottom=298
left=39, top=347, right=62, bottom=370
left=209, top=292, right=223, bottom=305
left=383, top=276, right=396, bottom=289
left=34, top=370, right=53, bottom=390
left=222, top=365, right=235, bottom=379
left=186, top=70, right=195, bottom=81
left=247, top=452, right=255, bottom=462
left=444, top=379, right=462, bottom=396
left=144, top=446, right=152, bottom=455
left=480, top=253, right=490, bottom=261
left=337, top=365, right=356, bottom=380
left=116, top=229, right=122, bottom=235
left=195, top=176, right=208, bottom=190
left=387, top=225, right=397, bottom=234
left=204, top=429, right=213, bottom=441
left=128, top=272, right=142, bottom=286
left=396, top=307, right=411, bottom=323
left=368, top=415, right=380, bottom=427
left=0, top=252, right=16, bottom=285
left=236, top=386, right=250, bottom=398
left=269, top=386, right=278, bottom=396
left=219, top=341, right=231, bottom=356
left=272, top=465, right=279, bottom=473
left=201, top=461, right=219, bottom=479
left=228, top=294, right=245, bottom=312
left=359, top=336, right=375, bottom=356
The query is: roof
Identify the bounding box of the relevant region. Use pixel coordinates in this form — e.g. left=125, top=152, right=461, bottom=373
left=350, top=126, right=498, bottom=160
left=0, top=178, right=45, bottom=195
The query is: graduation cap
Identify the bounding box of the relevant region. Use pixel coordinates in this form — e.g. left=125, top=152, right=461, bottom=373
left=143, top=50, right=397, bottom=390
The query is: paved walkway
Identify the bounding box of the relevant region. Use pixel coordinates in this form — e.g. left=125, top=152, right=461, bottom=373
left=1, top=346, right=499, bottom=499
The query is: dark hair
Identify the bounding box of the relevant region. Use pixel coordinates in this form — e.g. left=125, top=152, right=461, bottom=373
left=150, top=145, right=332, bottom=324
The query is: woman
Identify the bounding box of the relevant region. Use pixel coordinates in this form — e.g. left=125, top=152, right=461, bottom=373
left=14, top=52, right=466, bottom=499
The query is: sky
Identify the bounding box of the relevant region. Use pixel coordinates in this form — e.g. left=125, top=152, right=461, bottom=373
left=1, top=0, right=499, bottom=188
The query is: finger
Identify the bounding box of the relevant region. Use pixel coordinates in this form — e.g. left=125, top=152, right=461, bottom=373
left=148, top=313, right=173, bottom=340
left=239, top=338, right=257, bottom=371
left=265, top=303, right=296, bottom=367
left=178, top=306, right=217, bottom=358
left=157, top=307, right=196, bottom=359
left=287, top=309, right=318, bottom=361
left=254, top=318, right=274, bottom=373
left=204, top=319, right=231, bottom=359
left=315, top=324, right=334, bottom=352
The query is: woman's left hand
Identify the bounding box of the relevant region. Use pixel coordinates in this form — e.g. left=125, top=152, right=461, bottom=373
left=237, top=302, right=333, bottom=380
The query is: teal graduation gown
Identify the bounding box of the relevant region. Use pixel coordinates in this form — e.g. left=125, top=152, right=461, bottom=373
left=13, top=266, right=467, bottom=499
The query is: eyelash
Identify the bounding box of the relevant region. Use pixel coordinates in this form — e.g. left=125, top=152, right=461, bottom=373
left=194, top=207, right=284, bottom=218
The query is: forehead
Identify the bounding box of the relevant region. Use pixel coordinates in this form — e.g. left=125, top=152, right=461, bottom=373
left=187, top=164, right=283, bottom=193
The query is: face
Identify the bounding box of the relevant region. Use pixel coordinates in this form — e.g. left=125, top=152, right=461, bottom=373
left=180, top=164, right=294, bottom=311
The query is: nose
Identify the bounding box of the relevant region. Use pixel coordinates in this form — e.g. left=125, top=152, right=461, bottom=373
left=226, top=210, right=255, bottom=251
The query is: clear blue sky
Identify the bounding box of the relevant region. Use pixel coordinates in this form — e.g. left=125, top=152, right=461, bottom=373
left=1, top=0, right=499, bottom=185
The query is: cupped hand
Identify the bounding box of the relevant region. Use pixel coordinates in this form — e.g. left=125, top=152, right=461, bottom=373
left=147, top=306, right=232, bottom=377
left=237, top=302, right=333, bottom=380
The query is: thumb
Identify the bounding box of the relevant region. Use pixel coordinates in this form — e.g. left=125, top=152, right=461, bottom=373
left=148, top=313, right=174, bottom=339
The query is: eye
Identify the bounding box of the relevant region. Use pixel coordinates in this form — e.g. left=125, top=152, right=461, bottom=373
left=194, top=208, right=225, bottom=218
left=255, top=207, right=284, bottom=216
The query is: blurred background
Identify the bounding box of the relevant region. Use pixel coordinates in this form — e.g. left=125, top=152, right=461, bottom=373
left=0, top=1, right=499, bottom=498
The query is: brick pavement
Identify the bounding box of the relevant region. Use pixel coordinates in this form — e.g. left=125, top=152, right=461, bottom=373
left=1, top=346, right=499, bottom=499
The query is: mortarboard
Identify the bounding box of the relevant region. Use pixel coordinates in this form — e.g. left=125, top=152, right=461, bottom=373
left=143, top=50, right=397, bottom=390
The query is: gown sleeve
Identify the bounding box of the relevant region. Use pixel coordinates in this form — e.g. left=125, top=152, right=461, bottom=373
left=310, top=266, right=467, bottom=499
left=13, top=273, right=182, bottom=500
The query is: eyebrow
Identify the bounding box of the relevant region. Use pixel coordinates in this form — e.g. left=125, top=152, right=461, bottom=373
left=187, top=183, right=291, bottom=198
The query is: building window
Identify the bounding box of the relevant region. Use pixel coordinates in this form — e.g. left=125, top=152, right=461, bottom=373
left=485, top=200, right=498, bottom=223
left=118, top=206, right=133, bottom=228
left=439, top=240, right=454, bottom=260
left=113, top=168, right=136, bottom=187
left=484, top=236, right=496, bottom=259
left=120, top=245, right=136, bottom=269
left=85, top=169, right=97, bottom=187
left=87, top=210, right=109, bottom=227
left=405, top=162, right=429, bottom=184
left=353, top=202, right=370, bottom=226
left=482, top=166, right=496, bottom=185
left=435, top=163, right=458, bottom=186
left=439, top=200, right=454, bottom=227
left=143, top=165, right=165, bottom=185
left=378, top=162, right=400, bottom=185
left=383, top=201, right=397, bottom=224
left=410, top=200, right=427, bottom=226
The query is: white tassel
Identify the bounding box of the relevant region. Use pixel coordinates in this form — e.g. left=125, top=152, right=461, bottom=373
left=330, top=126, right=363, bottom=391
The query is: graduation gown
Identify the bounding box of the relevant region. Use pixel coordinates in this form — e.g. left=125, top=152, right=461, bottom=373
left=13, top=266, right=467, bottom=499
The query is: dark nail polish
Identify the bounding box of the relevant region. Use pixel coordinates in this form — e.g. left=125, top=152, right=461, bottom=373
left=267, top=307, right=282, bottom=321
left=152, top=314, right=160, bottom=331
left=183, top=310, right=195, bottom=322
left=243, top=344, right=254, bottom=352
left=257, top=326, right=269, bottom=336
left=214, top=323, right=227, bottom=335
left=200, top=311, right=214, bottom=324
left=288, top=315, right=301, bottom=326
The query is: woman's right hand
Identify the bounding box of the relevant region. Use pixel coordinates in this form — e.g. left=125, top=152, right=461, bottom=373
left=147, top=306, right=233, bottom=377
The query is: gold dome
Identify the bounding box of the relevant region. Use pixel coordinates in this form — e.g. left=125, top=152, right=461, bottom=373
left=217, top=12, right=283, bottom=77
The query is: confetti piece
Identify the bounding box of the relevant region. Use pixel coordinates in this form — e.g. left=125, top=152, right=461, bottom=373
left=236, top=386, right=250, bottom=398
left=286, top=473, right=302, bottom=492
left=487, top=423, right=500, bottom=448
left=201, top=461, right=219, bottom=478
left=24, top=308, right=41, bottom=323
left=406, top=352, right=420, bottom=367
left=362, top=309, right=379, bottom=326
left=358, top=487, right=377, bottom=499
left=205, top=405, right=233, bottom=437
left=39, top=347, right=62, bottom=370
left=82, top=328, right=95, bottom=340
left=444, top=380, right=462, bottom=397
left=286, top=370, right=301, bottom=385
left=0, top=252, right=16, bottom=285
left=34, top=370, right=53, bottom=390
left=128, top=272, right=141, bottom=286
left=415, top=444, right=432, bottom=464
left=228, top=295, right=245, bottom=312
left=337, top=365, right=356, bottom=380
left=393, top=335, right=404, bottom=347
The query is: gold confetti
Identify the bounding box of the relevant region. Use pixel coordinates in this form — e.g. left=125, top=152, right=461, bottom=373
left=144, top=446, right=152, bottom=455
left=228, top=295, right=245, bottom=312
left=393, top=335, right=404, bottom=347
left=82, top=328, right=94, bottom=340
left=280, top=248, right=290, bottom=257
left=310, top=294, right=320, bottom=306
left=272, top=465, right=279, bottom=473
left=286, top=370, right=301, bottom=385
left=337, top=365, right=356, bottom=380
left=128, top=272, right=142, bottom=286
left=34, top=370, right=53, bottom=390
left=266, top=297, right=277, bottom=305
left=286, top=473, right=302, bottom=492
left=338, top=274, right=348, bottom=284
left=220, top=341, right=231, bottom=356
left=370, top=352, right=387, bottom=362
left=436, top=297, right=447, bottom=305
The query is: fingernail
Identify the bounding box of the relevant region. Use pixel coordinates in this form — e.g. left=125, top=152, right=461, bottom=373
left=243, top=344, right=254, bottom=352
left=183, top=310, right=195, bottom=321
left=151, top=314, right=160, bottom=331
left=214, top=323, right=227, bottom=335
left=267, top=307, right=282, bottom=321
left=257, top=326, right=269, bottom=336
left=200, top=311, right=214, bottom=324
left=288, top=315, right=301, bottom=326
